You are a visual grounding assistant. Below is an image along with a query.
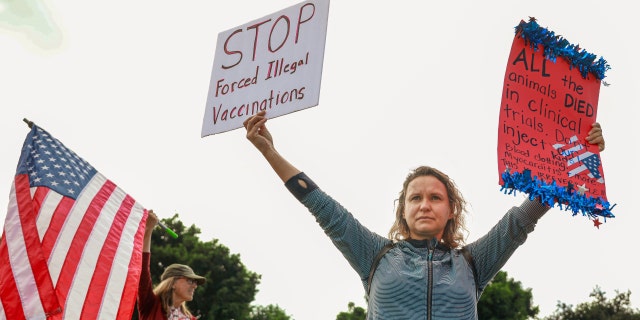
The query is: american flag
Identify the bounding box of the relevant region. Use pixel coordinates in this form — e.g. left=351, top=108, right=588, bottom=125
left=0, top=125, right=147, bottom=319
left=552, top=135, right=604, bottom=183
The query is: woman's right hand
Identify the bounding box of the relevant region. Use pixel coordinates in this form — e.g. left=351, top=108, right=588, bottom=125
left=143, top=210, right=158, bottom=252
left=242, top=110, right=301, bottom=183
left=243, top=110, right=274, bottom=154
left=145, top=210, right=158, bottom=233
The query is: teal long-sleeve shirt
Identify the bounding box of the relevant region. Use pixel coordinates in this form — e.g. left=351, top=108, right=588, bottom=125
left=286, top=172, right=549, bottom=320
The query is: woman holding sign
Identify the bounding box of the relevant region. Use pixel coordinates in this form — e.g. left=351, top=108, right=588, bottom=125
left=243, top=111, right=604, bottom=319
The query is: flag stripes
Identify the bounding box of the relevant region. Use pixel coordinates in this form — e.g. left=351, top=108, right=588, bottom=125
left=552, top=135, right=604, bottom=183
left=0, top=125, right=147, bottom=319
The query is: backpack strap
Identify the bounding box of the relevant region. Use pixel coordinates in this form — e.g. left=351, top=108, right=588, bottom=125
left=460, top=246, right=480, bottom=299
left=366, top=242, right=395, bottom=297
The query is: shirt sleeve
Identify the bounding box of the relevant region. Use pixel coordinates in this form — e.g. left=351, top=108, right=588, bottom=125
left=137, top=252, right=159, bottom=318
left=466, top=198, right=549, bottom=290
left=286, top=173, right=391, bottom=285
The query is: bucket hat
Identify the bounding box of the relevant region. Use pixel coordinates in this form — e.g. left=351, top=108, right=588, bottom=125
left=161, top=264, right=206, bottom=285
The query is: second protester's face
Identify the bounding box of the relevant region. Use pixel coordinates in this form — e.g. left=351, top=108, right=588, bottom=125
left=403, top=175, right=453, bottom=241
left=173, top=276, right=198, bottom=305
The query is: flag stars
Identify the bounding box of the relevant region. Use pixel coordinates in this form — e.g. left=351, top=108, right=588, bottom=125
left=24, top=127, right=97, bottom=198
left=593, top=218, right=602, bottom=229
left=577, top=184, right=589, bottom=195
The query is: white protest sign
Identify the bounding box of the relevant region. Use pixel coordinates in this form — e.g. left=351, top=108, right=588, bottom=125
left=201, top=0, right=330, bottom=136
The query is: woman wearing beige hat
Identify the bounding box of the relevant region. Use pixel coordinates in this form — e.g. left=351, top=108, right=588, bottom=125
left=137, top=210, right=206, bottom=320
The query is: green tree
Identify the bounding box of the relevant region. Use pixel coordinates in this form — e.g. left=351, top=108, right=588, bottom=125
left=143, top=213, right=261, bottom=319
left=477, top=270, right=539, bottom=320
left=336, top=301, right=367, bottom=320
left=249, top=304, right=293, bottom=320
left=544, top=286, right=640, bottom=320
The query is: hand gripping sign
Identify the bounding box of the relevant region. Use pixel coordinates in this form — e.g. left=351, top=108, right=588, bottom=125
left=497, top=18, right=614, bottom=228
left=202, top=0, right=330, bottom=136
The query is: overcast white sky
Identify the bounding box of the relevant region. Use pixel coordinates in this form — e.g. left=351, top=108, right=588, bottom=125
left=1, top=1, right=638, bottom=319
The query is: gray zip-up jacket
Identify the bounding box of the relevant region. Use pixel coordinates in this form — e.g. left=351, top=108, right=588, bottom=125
left=286, top=172, right=549, bottom=320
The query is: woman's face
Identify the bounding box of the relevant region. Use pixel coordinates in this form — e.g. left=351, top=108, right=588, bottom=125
left=172, top=277, right=198, bottom=306
left=403, top=175, right=453, bottom=240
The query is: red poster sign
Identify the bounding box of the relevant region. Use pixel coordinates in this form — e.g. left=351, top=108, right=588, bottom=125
left=497, top=18, right=613, bottom=226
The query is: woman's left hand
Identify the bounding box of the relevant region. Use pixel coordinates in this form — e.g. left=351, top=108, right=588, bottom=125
left=587, top=122, right=605, bottom=152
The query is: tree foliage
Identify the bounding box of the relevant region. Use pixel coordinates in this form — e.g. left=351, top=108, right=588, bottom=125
left=249, top=304, right=293, bottom=320
left=336, top=302, right=367, bottom=320
left=544, top=286, right=640, bottom=320
left=477, top=270, right=539, bottom=320
left=142, top=213, right=262, bottom=319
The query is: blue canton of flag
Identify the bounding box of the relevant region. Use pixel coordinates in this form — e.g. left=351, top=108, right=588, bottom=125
left=581, top=153, right=602, bottom=179
left=20, top=128, right=98, bottom=199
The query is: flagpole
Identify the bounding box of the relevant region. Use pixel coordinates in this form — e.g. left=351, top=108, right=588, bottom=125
left=23, top=118, right=34, bottom=128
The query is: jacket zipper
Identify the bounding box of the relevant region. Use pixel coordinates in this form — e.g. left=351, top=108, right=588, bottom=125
left=426, top=238, right=436, bottom=320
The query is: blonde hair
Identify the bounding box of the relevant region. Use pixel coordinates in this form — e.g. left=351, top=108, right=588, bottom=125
left=153, top=276, right=194, bottom=318
left=388, top=166, right=468, bottom=248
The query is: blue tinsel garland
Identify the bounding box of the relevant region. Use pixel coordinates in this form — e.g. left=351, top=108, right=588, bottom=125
left=515, top=17, right=610, bottom=80
left=500, top=169, right=615, bottom=221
